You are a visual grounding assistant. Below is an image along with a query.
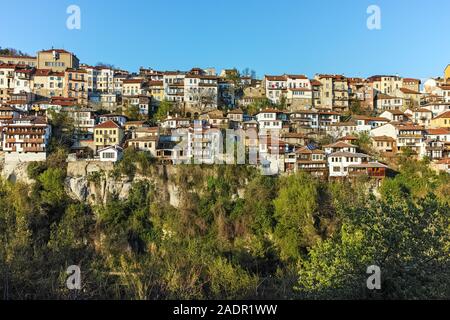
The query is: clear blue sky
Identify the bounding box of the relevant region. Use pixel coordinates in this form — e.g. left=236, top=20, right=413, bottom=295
left=1, top=0, right=449, bottom=79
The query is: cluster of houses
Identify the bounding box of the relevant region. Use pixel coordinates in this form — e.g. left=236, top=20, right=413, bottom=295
left=1, top=48, right=450, bottom=177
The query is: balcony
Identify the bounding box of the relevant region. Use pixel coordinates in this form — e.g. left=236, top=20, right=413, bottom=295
left=23, top=146, right=45, bottom=153
left=24, top=138, right=45, bottom=144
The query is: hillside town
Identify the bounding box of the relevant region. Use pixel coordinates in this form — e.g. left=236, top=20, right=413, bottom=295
left=1, top=48, right=450, bottom=178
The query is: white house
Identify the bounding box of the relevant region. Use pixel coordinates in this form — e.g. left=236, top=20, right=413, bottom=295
left=255, top=108, right=285, bottom=131
left=327, top=151, right=370, bottom=177
left=98, top=145, right=123, bottom=162
left=3, top=116, right=52, bottom=163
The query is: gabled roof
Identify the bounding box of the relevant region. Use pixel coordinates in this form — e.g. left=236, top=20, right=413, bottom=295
left=433, top=111, right=450, bottom=119
left=324, top=141, right=357, bottom=148
left=426, top=128, right=450, bottom=135
left=95, top=120, right=121, bottom=129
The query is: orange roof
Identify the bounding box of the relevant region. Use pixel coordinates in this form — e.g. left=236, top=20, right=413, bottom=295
left=427, top=128, right=450, bottom=135
left=433, top=111, right=450, bottom=119
left=95, top=120, right=121, bottom=129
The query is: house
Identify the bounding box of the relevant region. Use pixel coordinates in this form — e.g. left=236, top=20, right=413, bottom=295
left=338, top=135, right=359, bottom=144
left=323, top=141, right=357, bottom=154
left=207, top=115, right=229, bottom=128
left=326, top=121, right=357, bottom=138
left=402, top=78, right=421, bottom=92
left=426, top=128, right=450, bottom=142
left=239, top=86, right=266, bottom=107
left=289, top=110, right=319, bottom=130
left=98, top=145, right=123, bottom=162
left=430, top=158, right=450, bottom=174
left=64, top=107, right=96, bottom=134
left=184, top=71, right=219, bottom=110
left=227, top=109, right=244, bottom=128
left=372, top=136, right=396, bottom=154
left=372, top=122, right=427, bottom=157
left=0, top=105, right=20, bottom=123
left=436, top=85, right=450, bottom=103
left=430, top=111, right=450, bottom=128
left=124, top=121, right=149, bottom=131
left=160, top=116, right=190, bottom=129
left=94, top=120, right=124, bottom=151
left=284, top=75, right=312, bottom=110
left=318, top=110, right=341, bottom=130
left=380, top=110, right=407, bottom=122
left=258, top=136, right=292, bottom=175
left=422, top=102, right=450, bottom=117
left=404, top=108, right=433, bottom=127
left=218, top=80, right=236, bottom=108
left=281, top=132, right=309, bottom=146
left=98, top=114, right=128, bottom=127
left=264, top=75, right=287, bottom=104
left=295, top=146, right=328, bottom=178
left=255, top=108, right=286, bottom=132
left=351, top=115, right=389, bottom=129
left=327, top=151, right=371, bottom=178
left=2, top=116, right=52, bottom=162
left=348, top=162, right=391, bottom=180
left=399, top=87, right=422, bottom=109
left=127, top=136, right=158, bottom=157
left=376, top=94, right=403, bottom=111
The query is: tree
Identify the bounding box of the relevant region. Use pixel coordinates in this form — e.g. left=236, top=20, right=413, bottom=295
left=273, top=173, right=321, bottom=261
left=297, top=172, right=450, bottom=299
left=153, top=99, right=173, bottom=121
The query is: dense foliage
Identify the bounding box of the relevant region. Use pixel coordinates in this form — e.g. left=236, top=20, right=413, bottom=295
left=0, top=158, right=448, bottom=299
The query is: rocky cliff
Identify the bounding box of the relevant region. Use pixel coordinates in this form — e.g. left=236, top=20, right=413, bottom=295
left=65, top=162, right=182, bottom=207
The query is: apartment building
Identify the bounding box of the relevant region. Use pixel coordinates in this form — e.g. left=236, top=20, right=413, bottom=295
left=37, top=49, right=79, bottom=72
left=368, top=75, right=403, bottom=95
left=0, top=64, right=15, bottom=102
left=314, top=74, right=349, bottom=111
left=402, top=78, right=421, bottom=92
left=64, top=68, right=88, bottom=105
left=184, top=72, right=219, bottom=110
left=163, top=72, right=185, bottom=104
left=285, top=75, right=312, bottom=111
left=32, top=69, right=65, bottom=99
left=122, top=79, right=147, bottom=96
left=0, top=54, right=37, bottom=67
left=2, top=116, right=52, bottom=162
left=264, top=75, right=287, bottom=104
left=148, top=80, right=164, bottom=106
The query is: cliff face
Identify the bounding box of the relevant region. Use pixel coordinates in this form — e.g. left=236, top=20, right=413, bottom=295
left=65, top=162, right=182, bottom=207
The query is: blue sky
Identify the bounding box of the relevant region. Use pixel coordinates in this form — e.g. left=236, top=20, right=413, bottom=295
left=1, top=0, right=449, bottom=79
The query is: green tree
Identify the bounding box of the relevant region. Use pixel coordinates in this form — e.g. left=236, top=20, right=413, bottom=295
left=153, top=100, right=173, bottom=121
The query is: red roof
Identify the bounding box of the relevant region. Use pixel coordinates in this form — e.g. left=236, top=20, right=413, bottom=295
left=95, top=120, right=121, bottom=129
left=433, top=111, right=450, bottom=119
